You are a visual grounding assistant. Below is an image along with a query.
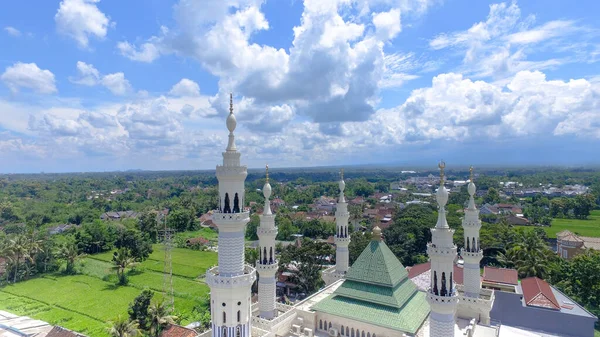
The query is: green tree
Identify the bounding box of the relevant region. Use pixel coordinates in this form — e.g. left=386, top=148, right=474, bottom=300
left=56, top=238, right=85, bottom=275
left=148, top=300, right=177, bottom=337
left=7, top=234, right=30, bottom=283
left=278, top=239, right=334, bottom=294
left=348, top=231, right=372, bottom=265
left=114, top=227, right=153, bottom=262
left=573, top=194, right=595, bottom=219
left=138, top=211, right=159, bottom=243
left=275, top=216, right=298, bottom=241
left=483, top=187, right=500, bottom=204
left=128, top=290, right=154, bottom=331
left=245, top=214, right=260, bottom=241
left=496, top=229, right=556, bottom=278
left=112, top=248, right=138, bottom=285
left=108, top=315, right=140, bottom=337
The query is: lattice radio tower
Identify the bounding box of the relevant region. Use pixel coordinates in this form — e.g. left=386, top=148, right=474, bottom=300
left=158, top=211, right=175, bottom=312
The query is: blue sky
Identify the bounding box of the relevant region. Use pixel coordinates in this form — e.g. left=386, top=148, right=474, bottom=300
left=1, top=0, right=599, bottom=173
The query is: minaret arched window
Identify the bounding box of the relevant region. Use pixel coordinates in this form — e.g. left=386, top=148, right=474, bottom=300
left=466, top=237, right=470, bottom=252
left=223, top=312, right=227, bottom=324
left=269, top=247, right=273, bottom=264
left=433, top=271, right=438, bottom=295
left=361, top=331, right=365, bottom=337
left=341, top=325, right=344, bottom=335
left=345, top=227, right=348, bottom=237
left=346, top=327, right=349, bottom=336
left=472, top=237, right=476, bottom=251
left=329, top=322, right=332, bottom=330
left=351, top=328, right=355, bottom=337
left=441, top=272, right=447, bottom=296
left=263, top=247, right=267, bottom=264
left=237, top=310, right=240, bottom=323
left=223, top=327, right=227, bottom=337
left=450, top=272, right=453, bottom=296
left=224, top=193, right=231, bottom=213
left=259, top=246, right=262, bottom=261
left=319, top=320, right=323, bottom=330
left=236, top=326, right=241, bottom=337
left=324, top=321, right=328, bottom=331
left=233, top=193, right=240, bottom=213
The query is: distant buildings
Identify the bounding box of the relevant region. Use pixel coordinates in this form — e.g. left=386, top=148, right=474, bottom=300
left=99, top=210, right=139, bottom=221
left=0, top=311, right=87, bottom=337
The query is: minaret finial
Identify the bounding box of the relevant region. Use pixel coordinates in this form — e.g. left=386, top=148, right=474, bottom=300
left=229, top=92, right=233, bottom=114
left=340, top=168, right=344, bottom=181
left=469, top=165, right=474, bottom=182
left=266, top=164, right=269, bottom=182
left=438, top=160, right=446, bottom=184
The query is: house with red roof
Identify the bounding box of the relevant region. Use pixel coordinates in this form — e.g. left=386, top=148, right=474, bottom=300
left=481, top=266, right=519, bottom=293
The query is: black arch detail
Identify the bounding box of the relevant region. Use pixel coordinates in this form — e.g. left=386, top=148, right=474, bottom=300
left=224, top=193, right=231, bottom=213
left=233, top=193, right=240, bottom=213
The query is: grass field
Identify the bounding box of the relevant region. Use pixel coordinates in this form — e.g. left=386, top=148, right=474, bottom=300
left=0, top=244, right=217, bottom=337
left=539, top=210, right=600, bottom=238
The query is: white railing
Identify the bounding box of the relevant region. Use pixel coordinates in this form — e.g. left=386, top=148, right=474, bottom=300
left=205, top=265, right=256, bottom=288
left=251, top=304, right=297, bottom=331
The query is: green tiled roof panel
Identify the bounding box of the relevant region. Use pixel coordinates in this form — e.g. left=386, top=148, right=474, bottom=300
left=334, top=278, right=418, bottom=308
left=311, top=292, right=430, bottom=334
left=345, top=240, right=409, bottom=287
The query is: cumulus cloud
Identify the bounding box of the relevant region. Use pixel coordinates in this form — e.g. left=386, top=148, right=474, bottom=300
left=4, top=26, right=21, bottom=37
left=116, top=0, right=428, bottom=133
left=428, top=2, right=593, bottom=79
left=70, top=61, right=132, bottom=95
left=55, top=0, right=112, bottom=48
left=1, top=62, right=57, bottom=94
left=169, top=79, right=200, bottom=97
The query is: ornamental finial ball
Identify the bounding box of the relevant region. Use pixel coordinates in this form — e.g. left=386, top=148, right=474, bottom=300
left=339, top=168, right=346, bottom=192
left=263, top=166, right=272, bottom=199
left=226, top=93, right=237, bottom=133
left=438, top=160, right=446, bottom=183
left=372, top=226, right=382, bottom=241
left=468, top=166, right=476, bottom=196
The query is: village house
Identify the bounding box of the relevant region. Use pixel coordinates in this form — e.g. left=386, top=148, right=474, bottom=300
left=99, top=210, right=139, bottom=221
left=556, top=230, right=600, bottom=259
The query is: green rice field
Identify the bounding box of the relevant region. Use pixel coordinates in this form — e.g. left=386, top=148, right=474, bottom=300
left=540, top=210, right=600, bottom=238
left=0, top=244, right=217, bottom=337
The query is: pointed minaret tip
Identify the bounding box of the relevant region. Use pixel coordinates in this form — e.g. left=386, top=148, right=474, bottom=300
left=229, top=92, right=233, bottom=114
left=339, top=168, right=346, bottom=202
left=436, top=161, right=449, bottom=228
left=263, top=164, right=272, bottom=215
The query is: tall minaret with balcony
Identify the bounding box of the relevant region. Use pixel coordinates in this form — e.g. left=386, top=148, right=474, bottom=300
left=426, top=162, right=458, bottom=337
left=462, top=166, right=483, bottom=297
left=206, top=94, right=256, bottom=337
left=456, top=166, right=494, bottom=324
left=257, top=165, right=278, bottom=319
left=322, top=169, right=351, bottom=286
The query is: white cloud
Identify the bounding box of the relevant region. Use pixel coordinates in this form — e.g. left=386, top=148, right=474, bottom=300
left=117, top=41, right=161, bottom=63
left=55, top=0, right=112, bottom=48
left=70, top=61, right=132, bottom=95
left=70, top=61, right=100, bottom=86
left=1, top=62, right=57, bottom=94
left=428, top=2, right=593, bottom=79
left=4, top=26, right=21, bottom=37
left=101, top=73, right=131, bottom=96
left=372, top=8, right=402, bottom=40
left=169, top=79, right=200, bottom=97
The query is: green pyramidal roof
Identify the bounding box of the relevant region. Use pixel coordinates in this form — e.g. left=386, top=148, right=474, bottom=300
left=312, top=238, right=429, bottom=334
left=345, top=239, right=409, bottom=287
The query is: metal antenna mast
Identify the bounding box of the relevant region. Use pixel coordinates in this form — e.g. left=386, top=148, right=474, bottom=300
left=159, top=211, right=175, bottom=312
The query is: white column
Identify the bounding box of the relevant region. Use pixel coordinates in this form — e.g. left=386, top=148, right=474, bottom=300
left=461, top=168, right=483, bottom=297
left=257, top=168, right=278, bottom=319
left=335, top=171, right=350, bottom=274
left=207, top=94, right=256, bottom=337
left=427, top=162, right=458, bottom=337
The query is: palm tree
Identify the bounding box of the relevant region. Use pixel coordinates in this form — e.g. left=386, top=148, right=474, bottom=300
left=56, top=240, right=85, bottom=274
left=112, top=248, right=138, bottom=285
left=8, top=234, right=30, bottom=283
left=23, top=230, right=41, bottom=280
left=108, top=315, right=140, bottom=337
left=148, top=299, right=177, bottom=337
left=497, top=230, right=555, bottom=278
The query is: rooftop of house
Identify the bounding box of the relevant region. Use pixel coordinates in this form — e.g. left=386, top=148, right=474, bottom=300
left=483, top=266, right=519, bottom=286
left=521, top=277, right=560, bottom=310
left=159, top=324, right=197, bottom=337
left=557, top=230, right=600, bottom=249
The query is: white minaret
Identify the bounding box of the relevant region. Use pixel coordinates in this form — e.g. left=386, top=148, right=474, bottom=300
left=334, top=169, right=351, bottom=274
left=206, top=94, right=256, bottom=337
left=257, top=165, right=278, bottom=319
left=427, top=161, right=458, bottom=337
left=462, top=166, right=483, bottom=297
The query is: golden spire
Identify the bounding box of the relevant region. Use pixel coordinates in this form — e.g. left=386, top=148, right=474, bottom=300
left=438, top=160, right=446, bottom=183
left=469, top=165, right=474, bottom=182
left=372, top=226, right=382, bottom=241
left=265, top=164, right=269, bottom=183
left=340, top=168, right=344, bottom=181
left=229, top=92, right=233, bottom=114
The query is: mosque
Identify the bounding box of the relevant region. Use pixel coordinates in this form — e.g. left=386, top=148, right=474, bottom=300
left=200, top=96, right=597, bottom=337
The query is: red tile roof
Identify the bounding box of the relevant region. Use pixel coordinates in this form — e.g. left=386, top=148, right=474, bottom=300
left=406, top=261, right=464, bottom=284
left=160, top=324, right=197, bottom=337
left=46, top=326, right=87, bottom=337
left=521, top=277, right=560, bottom=310
left=483, top=266, right=518, bottom=285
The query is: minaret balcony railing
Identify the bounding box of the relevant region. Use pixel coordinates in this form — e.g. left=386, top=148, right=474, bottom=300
left=257, top=227, right=278, bottom=236
left=335, top=211, right=349, bottom=218
left=462, top=220, right=482, bottom=228
left=212, top=211, right=250, bottom=222
left=334, top=236, right=351, bottom=244
left=206, top=265, right=256, bottom=289
left=256, top=262, right=278, bottom=273
left=427, top=243, right=457, bottom=256
left=216, top=164, right=247, bottom=175
left=426, top=290, right=459, bottom=309
left=461, top=249, right=483, bottom=260
left=456, top=284, right=495, bottom=303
